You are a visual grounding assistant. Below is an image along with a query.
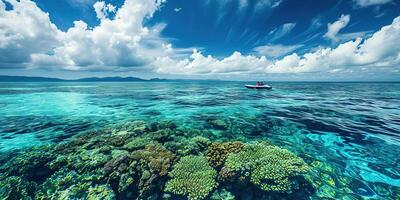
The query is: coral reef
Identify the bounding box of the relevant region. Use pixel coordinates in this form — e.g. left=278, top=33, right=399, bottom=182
left=131, top=143, right=176, bottom=176
left=87, top=184, right=116, bottom=200
left=122, top=137, right=152, bottom=151
left=224, top=143, right=309, bottom=192
left=0, top=120, right=317, bottom=200
left=165, top=155, right=218, bottom=200
left=208, top=119, right=228, bottom=130
left=0, top=176, right=36, bottom=200
left=0, top=146, right=56, bottom=182
left=205, top=141, right=244, bottom=169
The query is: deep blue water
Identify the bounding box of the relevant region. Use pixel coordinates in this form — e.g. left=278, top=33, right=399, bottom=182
left=0, top=81, right=399, bottom=198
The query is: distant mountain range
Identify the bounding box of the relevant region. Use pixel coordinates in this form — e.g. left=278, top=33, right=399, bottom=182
left=0, top=75, right=173, bottom=82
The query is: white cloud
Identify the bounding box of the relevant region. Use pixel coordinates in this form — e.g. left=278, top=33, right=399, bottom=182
left=93, top=1, right=116, bottom=20
left=154, top=50, right=270, bottom=75
left=268, top=22, right=296, bottom=41
left=255, top=0, right=282, bottom=10
left=66, top=0, right=96, bottom=7
left=207, top=0, right=282, bottom=11
left=267, top=16, right=400, bottom=73
left=336, top=31, right=372, bottom=41
left=0, top=0, right=175, bottom=70
left=0, top=0, right=62, bottom=68
left=174, top=7, right=182, bottom=12
left=354, top=0, right=392, bottom=7
left=253, top=44, right=303, bottom=58
left=324, top=14, right=351, bottom=42
left=0, top=0, right=399, bottom=79
left=156, top=16, right=400, bottom=75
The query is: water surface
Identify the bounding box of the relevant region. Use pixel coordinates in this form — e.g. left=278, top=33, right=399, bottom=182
left=0, top=81, right=399, bottom=199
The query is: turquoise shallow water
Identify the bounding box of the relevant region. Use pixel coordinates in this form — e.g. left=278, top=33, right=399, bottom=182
left=0, top=81, right=399, bottom=199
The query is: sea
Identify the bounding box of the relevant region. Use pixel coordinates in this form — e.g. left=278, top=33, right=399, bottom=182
left=0, top=81, right=399, bottom=199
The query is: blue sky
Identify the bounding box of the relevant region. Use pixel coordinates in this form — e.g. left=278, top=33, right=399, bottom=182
left=0, top=0, right=400, bottom=80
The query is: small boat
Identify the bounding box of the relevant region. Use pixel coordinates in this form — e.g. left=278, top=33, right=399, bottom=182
left=245, top=84, right=272, bottom=89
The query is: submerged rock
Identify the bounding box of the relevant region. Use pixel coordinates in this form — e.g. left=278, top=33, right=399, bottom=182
left=209, top=119, right=228, bottom=130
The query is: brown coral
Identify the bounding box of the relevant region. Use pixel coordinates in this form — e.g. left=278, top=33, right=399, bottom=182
left=205, top=141, right=244, bottom=169
left=131, top=143, right=176, bottom=176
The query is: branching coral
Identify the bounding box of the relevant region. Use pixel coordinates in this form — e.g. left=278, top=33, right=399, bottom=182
left=206, top=141, right=244, bottom=168
left=123, top=137, right=152, bottom=151
left=112, top=120, right=149, bottom=135
left=0, top=120, right=312, bottom=199
left=131, top=143, right=176, bottom=176
left=129, top=143, right=176, bottom=198
left=0, top=176, right=36, bottom=200
left=103, top=155, right=135, bottom=193
left=34, top=169, right=105, bottom=199
left=87, top=184, right=116, bottom=200
left=165, top=155, right=218, bottom=200
left=148, top=121, right=177, bottom=132
left=1, top=146, right=56, bottom=182
left=224, top=143, right=309, bottom=192
left=146, top=128, right=174, bottom=142
left=63, top=149, right=110, bottom=173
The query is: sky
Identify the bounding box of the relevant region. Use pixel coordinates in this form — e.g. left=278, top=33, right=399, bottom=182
left=0, top=0, right=400, bottom=81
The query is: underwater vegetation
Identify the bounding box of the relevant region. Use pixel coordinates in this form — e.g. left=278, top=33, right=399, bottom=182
left=0, top=119, right=396, bottom=200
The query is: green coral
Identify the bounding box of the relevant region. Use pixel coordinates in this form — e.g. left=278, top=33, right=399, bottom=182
left=1, top=146, right=56, bottom=181
left=0, top=176, right=36, bottom=200
left=131, top=143, right=176, bottom=176
left=123, top=137, right=152, bottom=151
left=34, top=169, right=104, bottom=199
left=224, top=143, right=309, bottom=192
left=87, top=184, right=116, bottom=200
left=62, top=149, right=110, bottom=173
left=165, top=155, right=218, bottom=200
left=205, top=141, right=244, bottom=169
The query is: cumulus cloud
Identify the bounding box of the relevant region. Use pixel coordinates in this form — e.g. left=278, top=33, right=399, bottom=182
left=353, top=0, right=392, bottom=7
left=0, top=0, right=173, bottom=70
left=154, top=50, right=270, bottom=75
left=93, top=1, right=116, bottom=20
left=324, top=14, right=351, bottom=42
left=156, top=16, right=400, bottom=75
left=0, top=0, right=62, bottom=68
left=267, top=16, right=400, bottom=73
left=0, top=0, right=399, bottom=78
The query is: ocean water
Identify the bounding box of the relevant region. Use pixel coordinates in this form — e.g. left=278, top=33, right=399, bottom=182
left=0, top=81, right=399, bottom=199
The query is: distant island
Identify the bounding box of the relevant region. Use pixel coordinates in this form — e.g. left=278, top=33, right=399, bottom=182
left=0, top=75, right=172, bottom=82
